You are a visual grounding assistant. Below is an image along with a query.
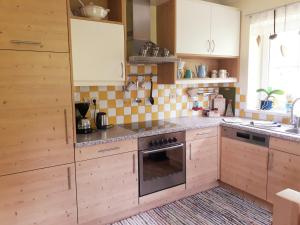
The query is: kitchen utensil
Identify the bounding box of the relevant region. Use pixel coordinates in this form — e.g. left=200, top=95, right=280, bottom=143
left=96, top=112, right=109, bottom=129
left=149, top=78, right=154, bottom=105
left=151, top=46, right=160, bottom=57
left=269, top=10, right=278, bottom=40
left=184, top=69, right=194, bottom=79
left=162, top=48, right=170, bottom=57
left=195, top=65, right=207, bottom=78
left=211, top=70, right=218, bottom=78
left=135, top=80, right=142, bottom=103
left=177, top=61, right=185, bottom=79
left=75, top=102, right=92, bottom=134
left=80, top=2, right=110, bottom=20
left=218, top=69, right=229, bottom=79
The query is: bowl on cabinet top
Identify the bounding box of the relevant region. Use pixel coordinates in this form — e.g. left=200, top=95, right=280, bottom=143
left=80, top=2, right=110, bottom=20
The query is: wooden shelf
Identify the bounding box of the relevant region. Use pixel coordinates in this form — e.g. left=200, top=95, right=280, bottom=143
left=175, top=77, right=237, bottom=85
left=70, top=16, right=123, bottom=25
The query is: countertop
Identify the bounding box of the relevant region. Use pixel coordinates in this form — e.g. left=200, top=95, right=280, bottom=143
left=75, top=116, right=300, bottom=148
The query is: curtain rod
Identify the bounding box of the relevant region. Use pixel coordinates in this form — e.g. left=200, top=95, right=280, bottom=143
left=245, top=0, right=300, bottom=17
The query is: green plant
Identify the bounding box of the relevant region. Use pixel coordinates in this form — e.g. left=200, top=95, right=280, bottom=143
left=256, top=87, right=284, bottom=101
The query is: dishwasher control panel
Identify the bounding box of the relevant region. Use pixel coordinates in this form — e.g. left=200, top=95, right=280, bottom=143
left=222, top=127, right=270, bottom=147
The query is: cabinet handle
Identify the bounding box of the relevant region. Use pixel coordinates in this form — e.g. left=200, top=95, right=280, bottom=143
left=121, top=62, right=124, bottom=78
left=268, top=152, right=274, bottom=170
left=133, top=153, right=136, bottom=174
left=67, top=167, right=72, bottom=190
left=211, top=40, right=216, bottom=52
left=97, top=147, right=120, bottom=153
left=64, top=109, right=69, bottom=144
left=10, top=40, right=42, bottom=45
left=189, top=143, right=192, bottom=160
left=207, top=40, right=211, bottom=52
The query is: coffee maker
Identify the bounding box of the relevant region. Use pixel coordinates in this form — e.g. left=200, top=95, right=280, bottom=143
left=75, top=102, right=92, bottom=134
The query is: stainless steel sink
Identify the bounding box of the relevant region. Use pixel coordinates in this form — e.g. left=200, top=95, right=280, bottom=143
left=285, top=128, right=300, bottom=134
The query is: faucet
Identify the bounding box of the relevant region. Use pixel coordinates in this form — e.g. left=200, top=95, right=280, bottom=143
left=291, top=98, right=300, bottom=129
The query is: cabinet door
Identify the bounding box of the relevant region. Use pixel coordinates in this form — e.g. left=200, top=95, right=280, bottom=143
left=0, top=164, right=77, bottom=225
left=186, top=136, right=218, bottom=190
left=211, top=4, right=240, bottom=57
left=176, top=0, right=211, bottom=55
left=71, top=19, right=125, bottom=86
left=0, top=0, right=69, bottom=52
left=76, top=151, right=138, bottom=224
left=0, top=51, right=74, bottom=175
left=221, top=137, right=268, bottom=200
left=267, top=149, right=300, bottom=204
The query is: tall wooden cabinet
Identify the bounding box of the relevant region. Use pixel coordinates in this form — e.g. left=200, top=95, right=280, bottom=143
left=0, top=164, right=77, bottom=225
left=0, top=0, right=69, bottom=52
left=0, top=0, right=76, bottom=224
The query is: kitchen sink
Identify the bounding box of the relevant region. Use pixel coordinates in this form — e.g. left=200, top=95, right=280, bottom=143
left=285, top=128, right=300, bottom=134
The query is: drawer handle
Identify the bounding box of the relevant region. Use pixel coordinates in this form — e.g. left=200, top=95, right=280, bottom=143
left=10, top=40, right=42, bottom=45
left=97, top=146, right=120, bottom=153
left=133, top=153, right=136, bottom=174
left=268, top=152, right=274, bottom=170
left=67, top=167, right=71, bottom=190
left=189, top=143, right=192, bottom=160
left=121, top=62, right=124, bottom=78
left=64, top=109, right=69, bottom=144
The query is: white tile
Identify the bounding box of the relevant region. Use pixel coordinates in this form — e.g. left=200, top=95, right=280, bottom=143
left=158, top=84, right=164, bottom=90
left=170, top=111, right=176, bottom=118
left=79, top=86, right=90, bottom=92
left=176, top=103, right=182, bottom=110
left=124, top=91, right=131, bottom=99
left=116, top=99, right=124, bottom=108
left=164, top=104, right=170, bottom=111
left=107, top=91, right=116, bottom=100
left=131, top=114, right=138, bottom=122
left=108, top=108, right=116, bottom=117
left=158, top=112, right=164, bottom=120
left=138, top=90, right=145, bottom=98
left=74, top=93, right=80, bottom=102
left=152, top=76, right=158, bottom=82
left=145, top=113, right=152, bottom=121
left=124, top=107, right=131, bottom=115
left=116, top=116, right=124, bottom=124
left=152, top=89, right=158, bottom=97
left=158, top=97, right=164, bottom=104
left=138, top=106, right=145, bottom=114
left=164, top=89, right=170, bottom=96
left=145, top=65, right=152, bottom=74
left=99, top=100, right=107, bottom=109
left=98, top=86, right=107, bottom=91
left=152, top=105, right=158, bottom=112
left=89, top=92, right=98, bottom=100
left=130, top=65, right=137, bottom=74
left=181, top=110, right=188, bottom=117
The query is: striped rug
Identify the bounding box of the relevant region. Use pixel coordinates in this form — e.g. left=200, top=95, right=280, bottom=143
left=112, top=187, right=272, bottom=225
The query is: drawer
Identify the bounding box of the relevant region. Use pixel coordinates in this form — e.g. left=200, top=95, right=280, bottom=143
left=75, top=139, right=138, bottom=161
left=186, top=127, right=218, bottom=142
left=270, top=137, right=300, bottom=156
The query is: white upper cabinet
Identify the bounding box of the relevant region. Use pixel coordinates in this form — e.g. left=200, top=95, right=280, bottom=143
left=176, top=0, right=240, bottom=57
left=211, top=4, right=240, bottom=57
left=176, top=0, right=211, bottom=55
left=71, top=19, right=125, bottom=86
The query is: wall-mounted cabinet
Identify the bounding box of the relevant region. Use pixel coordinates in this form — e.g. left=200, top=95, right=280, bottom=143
left=156, top=0, right=240, bottom=84
left=70, top=19, right=125, bottom=86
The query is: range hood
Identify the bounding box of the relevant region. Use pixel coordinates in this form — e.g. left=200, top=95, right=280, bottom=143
left=127, top=0, right=180, bottom=64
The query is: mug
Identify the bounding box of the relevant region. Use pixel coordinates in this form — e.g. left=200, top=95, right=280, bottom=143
left=196, top=65, right=207, bottom=78
left=184, top=69, right=193, bottom=79
left=218, top=69, right=229, bottom=79
left=211, top=70, right=218, bottom=78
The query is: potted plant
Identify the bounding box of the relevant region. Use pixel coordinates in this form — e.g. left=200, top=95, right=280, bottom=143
left=257, top=87, right=284, bottom=110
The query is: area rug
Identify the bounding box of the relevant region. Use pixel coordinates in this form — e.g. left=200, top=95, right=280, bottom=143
left=112, top=187, right=272, bottom=225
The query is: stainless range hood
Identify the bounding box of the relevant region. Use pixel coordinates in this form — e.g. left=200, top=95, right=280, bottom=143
left=127, top=0, right=180, bottom=64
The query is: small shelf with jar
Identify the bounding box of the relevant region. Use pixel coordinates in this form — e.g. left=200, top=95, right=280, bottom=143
left=68, top=0, right=125, bottom=25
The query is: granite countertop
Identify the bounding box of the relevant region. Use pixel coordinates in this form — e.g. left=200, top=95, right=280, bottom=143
left=75, top=116, right=300, bottom=148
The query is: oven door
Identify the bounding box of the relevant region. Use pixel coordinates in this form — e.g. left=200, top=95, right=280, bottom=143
left=139, top=143, right=186, bottom=197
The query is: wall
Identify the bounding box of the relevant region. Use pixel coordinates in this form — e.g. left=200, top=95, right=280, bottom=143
left=74, top=65, right=229, bottom=126
left=224, top=0, right=295, bottom=123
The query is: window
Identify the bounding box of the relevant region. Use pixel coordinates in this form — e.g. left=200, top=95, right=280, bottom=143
left=247, top=3, right=300, bottom=113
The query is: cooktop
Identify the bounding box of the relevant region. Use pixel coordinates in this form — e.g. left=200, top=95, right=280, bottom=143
left=119, top=120, right=178, bottom=132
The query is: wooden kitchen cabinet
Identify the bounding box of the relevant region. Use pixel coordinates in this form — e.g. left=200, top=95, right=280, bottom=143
left=76, top=151, right=138, bottom=224
left=0, top=51, right=74, bottom=176
left=0, top=0, right=69, bottom=52
left=0, top=164, right=77, bottom=225
left=186, top=134, right=218, bottom=191
left=221, top=137, right=269, bottom=200
left=267, top=138, right=300, bottom=204
left=70, top=19, right=125, bottom=86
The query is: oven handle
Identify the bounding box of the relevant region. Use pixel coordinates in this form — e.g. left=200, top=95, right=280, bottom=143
left=141, top=143, right=184, bottom=154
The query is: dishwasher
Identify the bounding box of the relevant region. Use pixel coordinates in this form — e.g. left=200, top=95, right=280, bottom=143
left=220, top=127, right=270, bottom=200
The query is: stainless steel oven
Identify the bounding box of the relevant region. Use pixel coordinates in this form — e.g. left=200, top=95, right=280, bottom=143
left=138, top=131, right=186, bottom=197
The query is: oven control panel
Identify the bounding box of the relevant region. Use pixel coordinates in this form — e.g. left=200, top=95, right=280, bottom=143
left=138, top=131, right=185, bottom=150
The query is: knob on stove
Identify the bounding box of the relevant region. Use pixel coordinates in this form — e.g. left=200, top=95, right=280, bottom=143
left=172, top=137, right=177, bottom=142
